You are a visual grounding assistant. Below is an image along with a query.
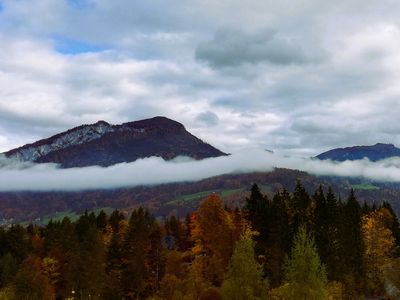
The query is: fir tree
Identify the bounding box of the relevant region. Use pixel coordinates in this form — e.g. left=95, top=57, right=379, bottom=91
left=244, top=184, right=270, bottom=260
left=341, top=189, right=364, bottom=292
left=267, top=191, right=290, bottom=286
left=290, top=181, right=311, bottom=234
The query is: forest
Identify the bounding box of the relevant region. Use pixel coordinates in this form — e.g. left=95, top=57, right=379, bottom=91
left=0, top=182, right=399, bottom=299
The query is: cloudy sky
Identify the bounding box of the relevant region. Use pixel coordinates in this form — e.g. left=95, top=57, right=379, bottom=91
left=1, top=0, right=400, bottom=156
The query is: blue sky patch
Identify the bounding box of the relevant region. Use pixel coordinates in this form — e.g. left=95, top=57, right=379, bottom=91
left=67, top=0, right=94, bottom=9
left=53, top=36, right=108, bottom=55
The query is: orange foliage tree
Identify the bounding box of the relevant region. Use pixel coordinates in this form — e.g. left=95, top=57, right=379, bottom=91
left=191, top=194, right=237, bottom=286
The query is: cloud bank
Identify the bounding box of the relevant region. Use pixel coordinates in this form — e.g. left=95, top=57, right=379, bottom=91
left=1, top=150, right=400, bottom=192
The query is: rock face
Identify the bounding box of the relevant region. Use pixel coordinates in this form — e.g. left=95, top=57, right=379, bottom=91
left=4, top=116, right=227, bottom=168
left=315, top=143, right=400, bottom=162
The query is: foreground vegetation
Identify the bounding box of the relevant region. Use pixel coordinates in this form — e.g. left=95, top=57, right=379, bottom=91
left=0, top=182, right=399, bottom=299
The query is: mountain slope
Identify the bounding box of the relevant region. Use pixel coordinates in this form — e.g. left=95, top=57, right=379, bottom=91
left=1, top=168, right=399, bottom=224
left=4, top=116, right=227, bottom=168
left=315, top=143, right=400, bottom=162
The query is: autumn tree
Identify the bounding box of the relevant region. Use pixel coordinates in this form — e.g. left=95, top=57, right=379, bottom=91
left=191, top=194, right=236, bottom=286
left=13, top=255, right=54, bottom=300
left=362, top=208, right=395, bottom=295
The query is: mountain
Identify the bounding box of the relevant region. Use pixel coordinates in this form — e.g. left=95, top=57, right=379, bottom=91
left=315, top=143, right=400, bottom=162
left=3, top=116, right=227, bottom=168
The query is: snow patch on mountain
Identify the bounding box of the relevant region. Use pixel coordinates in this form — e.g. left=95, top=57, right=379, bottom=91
left=7, top=122, right=116, bottom=161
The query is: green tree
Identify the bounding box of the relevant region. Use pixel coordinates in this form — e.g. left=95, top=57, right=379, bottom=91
left=221, top=231, right=268, bottom=300
left=283, top=226, right=328, bottom=300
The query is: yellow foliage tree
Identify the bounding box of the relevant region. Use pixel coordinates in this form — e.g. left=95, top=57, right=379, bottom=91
left=362, top=208, right=395, bottom=295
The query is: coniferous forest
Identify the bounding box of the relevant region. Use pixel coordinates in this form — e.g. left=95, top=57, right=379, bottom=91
left=0, top=182, right=399, bottom=299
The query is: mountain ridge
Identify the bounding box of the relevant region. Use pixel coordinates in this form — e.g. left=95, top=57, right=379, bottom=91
left=4, top=116, right=227, bottom=168
left=315, top=143, right=400, bottom=162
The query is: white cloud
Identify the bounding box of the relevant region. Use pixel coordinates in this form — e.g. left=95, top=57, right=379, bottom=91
left=2, top=150, right=400, bottom=191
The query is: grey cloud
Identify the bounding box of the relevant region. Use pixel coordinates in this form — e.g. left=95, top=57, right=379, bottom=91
left=195, top=29, right=327, bottom=68
left=196, top=111, right=219, bottom=126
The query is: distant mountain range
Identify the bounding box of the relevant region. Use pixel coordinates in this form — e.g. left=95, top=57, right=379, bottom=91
left=3, top=116, right=227, bottom=168
left=316, top=143, right=400, bottom=162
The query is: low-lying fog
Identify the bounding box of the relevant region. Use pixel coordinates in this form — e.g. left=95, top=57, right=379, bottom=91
left=1, top=149, right=400, bottom=191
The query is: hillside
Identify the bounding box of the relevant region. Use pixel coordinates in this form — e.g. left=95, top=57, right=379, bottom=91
left=1, top=168, right=399, bottom=224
